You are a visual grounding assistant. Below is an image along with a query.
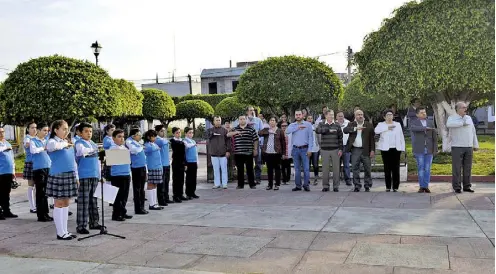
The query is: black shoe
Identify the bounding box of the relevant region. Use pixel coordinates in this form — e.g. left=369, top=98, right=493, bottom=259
left=333, top=188, right=339, bottom=192
left=386, top=189, right=391, bottom=192
left=44, top=215, right=54, bottom=221
left=4, top=212, right=18, bottom=218
left=424, top=188, right=431, bottom=193
left=266, top=186, right=273, bottom=190
left=454, top=189, right=462, bottom=194
left=77, top=228, right=90, bottom=234
left=89, top=224, right=103, bottom=230
left=345, top=182, right=352, bottom=186
left=30, top=209, right=37, bottom=214
left=50, top=204, right=54, bottom=209
left=135, top=210, right=149, bottom=215
left=158, top=203, right=168, bottom=207
left=365, top=188, right=370, bottom=192
left=322, top=188, right=329, bottom=192
left=236, top=186, right=244, bottom=189
left=149, top=205, right=163, bottom=210
left=57, top=234, right=74, bottom=240
left=68, top=233, right=77, bottom=239
left=191, top=195, right=200, bottom=199
left=463, top=188, right=475, bottom=193
left=180, top=196, right=189, bottom=201
left=166, top=199, right=175, bottom=204
left=392, top=189, right=397, bottom=192
left=123, top=214, right=133, bottom=219
left=109, top=203, right=113, bottom=206
left=250, top=186, right=256, bottom=189
left=68, top=211, right=73, bottom=216
left=37, top=217, right=50, bottom=222
left=173, top=197, right=183, bottom=203
left=274, top=186, right=279, bottom=191
left=112, top=216, right=126, bottom=221
left=417, top=188, right=425, bottom=193
left=292, top=187, right=302, bottom=191
left=354, top=188, right=360, bottom=192
left=303, top=187, right=310, bottom=192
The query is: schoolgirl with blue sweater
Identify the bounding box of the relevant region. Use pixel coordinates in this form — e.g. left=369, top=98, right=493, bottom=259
left=184, top=127, right=199, bottom=199
left=0, top=126, right=18, bottom=220
left=30, top=123, right=52, bottom=222
left=102, top=124, right=116, bottom=184
left=23, top=122, right=37, bottom=213
left=74, top=123, right=102, bottom=234
left=144, top=130, right=164, bottom=210
left=126, top=128, right=149, bottom=215
left=154, top=125, right=173, bottom=206
left=46, top=120, right=79, bottom=240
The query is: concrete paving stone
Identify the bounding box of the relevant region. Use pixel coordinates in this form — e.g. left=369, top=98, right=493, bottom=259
left=458, top=195, right=495, bottom=210
left=295, top=262, right=393, bottom=274
left=296, top=250, right=349, bottom=265
left=450, top=257, right=495, bottom=273
left=189, top=247, right=305, bottom=274
left=400, top=236, right=495, bottom=259
left=122, top=204, right=225, bottom=225
left=323, top=207, right=486, bottom=238
left=108, top=240, right=178, bottom=266
left=392, top=267, right=454, bottom=274
left=400, top=203, right=433, bottom=209
left=0, top=256, right=100, bottom=274
left=0, top=232, right=16, bottom=242
left=266, top=231, right=318, bottom=250
left=0, top=218, right=53, bottom=233
left=87, top=263, right=221, bottom=274
left=490, top=238, right=495, bottom=246
left=187, top=205, right=337, bottom=231
left=309, top=232, right=400, bottom=252
left=469, top=210, right=495, bottom=238
left=159, top=226, right=247, bottom=244
left=145, top=253, right=205, bottom=269
left=1, top=243, right=46, bottom=257
left=111, top=223, right=179, bottom=241
left=346, top=243, right=449, bottom=269
left=170, top=234, right=272, bottom=257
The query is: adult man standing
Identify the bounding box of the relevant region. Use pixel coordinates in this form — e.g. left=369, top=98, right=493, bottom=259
left=316, top=110, right=343, bottom=192
left=315, top=106, right=328, bottom=125
left=336, top=111, right=352, bottom=186
left=228, top=115, right=259, bottom=189
left=410, top=107, right=437, bottom=193
left=344, top=110, right=375, bottom=192
left=207, top=116, right=230, bottom=189
left=286, top=110, right=314, bottom=192
left=446, top=102, right=478, bottom=193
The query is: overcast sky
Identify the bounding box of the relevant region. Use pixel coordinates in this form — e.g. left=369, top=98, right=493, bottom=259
left=0, top=0, right=408, bottom=83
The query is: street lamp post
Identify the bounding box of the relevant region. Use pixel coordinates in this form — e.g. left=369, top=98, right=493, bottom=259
left=91, top=41, right=102, bottom=66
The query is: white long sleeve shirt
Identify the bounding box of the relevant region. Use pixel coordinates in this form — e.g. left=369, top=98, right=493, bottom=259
left=446, top=114, right=479, bottom=148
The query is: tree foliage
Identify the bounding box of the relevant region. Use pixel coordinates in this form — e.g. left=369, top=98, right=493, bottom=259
left=0, top=82, right=5, bottom=123
left=2, top=55, right=120, bottom=125
left=175, top=99, right=214, bottom=124
left=142, top=88, right=176, bottom=121
left=215, top=96, right=248, bottom=121
left=114, top=79, right=143, bottom=118
left=339, top=75, right=394, bottom=116
left=236, top=55, right=344, bottom=116
left=174, top=94, right=234, bottom=109
left=354, top=0, right=494, bottom=105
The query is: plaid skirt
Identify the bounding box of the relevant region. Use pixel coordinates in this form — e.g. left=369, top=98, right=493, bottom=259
left=22, top=162, right=33, bottom=180
left=102, top=164, right=112, bottom=181
left=148, top=168, right=163, bottom=184
left=46, top=171, right=78, bottom=199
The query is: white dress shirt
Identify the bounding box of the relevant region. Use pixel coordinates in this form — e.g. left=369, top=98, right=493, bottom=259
left=352, top=122, right=364, bottom=148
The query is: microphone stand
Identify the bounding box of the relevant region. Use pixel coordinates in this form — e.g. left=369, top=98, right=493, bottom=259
left=79, top=151, right=125, bottom=241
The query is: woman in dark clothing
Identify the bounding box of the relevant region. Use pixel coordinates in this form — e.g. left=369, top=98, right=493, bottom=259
left=258, top=117, right=286, bottom=191
left=170, top=127, right=188, bottom=203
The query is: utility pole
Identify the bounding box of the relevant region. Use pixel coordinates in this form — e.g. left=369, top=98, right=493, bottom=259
left=347, top=46, right=353, bottom=85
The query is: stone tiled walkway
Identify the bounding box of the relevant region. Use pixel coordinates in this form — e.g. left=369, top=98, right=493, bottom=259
left=0, top=179, right=494, bottom=273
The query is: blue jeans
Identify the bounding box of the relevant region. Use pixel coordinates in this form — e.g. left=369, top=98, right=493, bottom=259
left=211, top=156, right=228, bottom=187
left=342, top=152, right=351, bottom=183
left=414, top=148, right=433, bottom=188
left=292, top=147, right=310, bottom=188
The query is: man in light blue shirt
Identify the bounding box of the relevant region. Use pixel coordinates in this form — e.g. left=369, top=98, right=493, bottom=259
left=286, top=110, right=314, bottom=191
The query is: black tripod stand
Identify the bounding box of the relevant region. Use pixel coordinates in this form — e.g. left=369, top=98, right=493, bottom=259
left=79, top=151, right=125, bottom=241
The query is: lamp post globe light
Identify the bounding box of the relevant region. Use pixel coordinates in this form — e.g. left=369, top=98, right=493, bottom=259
left=91, top=41, right=102, bottom=66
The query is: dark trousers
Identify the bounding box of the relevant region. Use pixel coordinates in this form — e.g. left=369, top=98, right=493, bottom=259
left=235, top=154, right=255, bottom=188
left=264, top=153, right=281, bottom=187
left=76, top=178, right=99, bottom=229
left=157, top=166, right=170, bottom=204
left=111, top=176, right=130, bottom=218
left=172, top=164, right=185, bottom=198
left=281, top=158, right=292, bottom=183
left=185, top=162, right=198, bottom=197
left=0, top=174, right=13, bottom=214
left=33, top=168, right=49, bottom=219
left=310, top=151, right=320, bottom=177
left=351, top=147, right=372, bottom=189
left=131, top=167, right=146, bottom=212
left=381, top=148, right=401, bottom=190
left=451, top=147, right=473, bottom=190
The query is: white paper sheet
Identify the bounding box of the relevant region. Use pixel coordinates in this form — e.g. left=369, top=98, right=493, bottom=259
left=105, top=149, right=131, bottom=166
left=94, top=183, right=119, bottom=203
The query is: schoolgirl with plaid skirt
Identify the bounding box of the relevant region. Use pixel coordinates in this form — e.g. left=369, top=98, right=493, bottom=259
left=46, top=120, right=79, bottom=240
left=126, top=129, right=148, bottom=215
left=144, top=130, right=163, bottom=210
left=23, top=122, right=38, bottom=213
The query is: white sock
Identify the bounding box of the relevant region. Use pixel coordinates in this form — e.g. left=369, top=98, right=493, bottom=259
left=53, top=207, right=64, bottom=237
left=147, top=190, right=154, bottom=207
left=27, top=186, right=35, bottom=210
left=62, top=207, right=69, bottom=235
left=153, top=189, right=158, bottom=206
left=50, top=198, right=54, bottom=205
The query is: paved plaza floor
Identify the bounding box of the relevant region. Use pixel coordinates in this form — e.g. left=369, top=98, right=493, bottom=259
left=0, top=174, right=494, bottom=273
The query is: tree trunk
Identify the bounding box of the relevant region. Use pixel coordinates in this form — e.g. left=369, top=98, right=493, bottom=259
left=16, top=126, right=26, bottom=155
left=147, top=120, right=154, bottom=130
left=431, top=93, right=470, bottom=152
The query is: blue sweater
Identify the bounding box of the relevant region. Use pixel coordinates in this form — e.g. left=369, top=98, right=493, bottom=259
left=145, top=142, right=162, bottom=170
left=184, top=138, right=198, bottom=163
left=155, top=136, right=170, bottom=167
left=126, top=138, right=146, bottom=168
left=31, top=138, right=51, bottom=170
left=75, top=139, right=99, bottom=179
left=0, top=141, right=14, bottom=175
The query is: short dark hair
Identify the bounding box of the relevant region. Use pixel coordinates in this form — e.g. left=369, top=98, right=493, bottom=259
left=113, top=129, right=124, bottom=138
left=77, top=122, right=92, bottom=132
left=154, top=125, right=164, bottom=132
left=268, top=116, right=278, bottom=122
left=416, top=106, right=426, bottom=114
left=184, top=127, right=193, bottom=133
left=37, top=123, right=49, bottom=130
left=294, top=109, right=302, bottom=113
left=129, top=128, right=141, bottom=136
left=104, top=124, right=116, bottom=135
left=144, top=129, right=158, bottom=143
left=26, top=122, right=36, bottom=134
left=172, top=127, right=180, bottom=134
left=382, top=109, right=394, bottom=117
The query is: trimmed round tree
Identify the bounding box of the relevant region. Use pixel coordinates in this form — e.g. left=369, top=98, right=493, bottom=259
left=175, top=99, right=214, bottom=126
left=2, top=55, right=120, bottom=125
left=215, top=96, right=248, bottom=122
left=354, top=0, right=495, bottom=151
left=142, top=88, right=176, bottom=129
left=115, top=79, right=143, bottom=118
left=236, top=55, right=344, bottom=119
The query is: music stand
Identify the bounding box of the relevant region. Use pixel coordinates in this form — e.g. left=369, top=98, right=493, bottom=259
left=78, top=150, right=125, bottom=241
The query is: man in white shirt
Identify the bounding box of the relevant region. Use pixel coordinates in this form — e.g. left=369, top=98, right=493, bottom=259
left=446, top=102, right=478, bottom=193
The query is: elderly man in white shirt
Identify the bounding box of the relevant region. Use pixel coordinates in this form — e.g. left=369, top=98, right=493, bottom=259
left=446, top=102, right=478, bottom=193
left=336, top=111, right=352, bottom=186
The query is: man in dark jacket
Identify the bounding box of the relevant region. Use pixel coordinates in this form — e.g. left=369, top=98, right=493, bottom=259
left=316, top=110, right=343, bottom=192
left=344, top=109, right=375, bottom=192
left=206, top=116, right=231, bottom=189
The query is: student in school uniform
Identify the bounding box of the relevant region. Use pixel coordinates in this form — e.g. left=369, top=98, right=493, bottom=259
left=0, top=126, right=18, bottom=220
left=30, top=123, right=52, bottom=222
left=109, top=129, right=133, bottom=221
left=144, top=130, right=164, bottom=210
left=154, top=125, right=173, bottom=206
left=102, top=124, right=116, bottom=206
left=74, top=123, right=102, bottom=234
left=72, top=124, right=82, bottom=144
left=126, top=128, right=148, bottom=215
left=170, top=127, right=188, bottom=203
left=45, top=120, right=78, bottom=240
left=23, top=122, right=38, bottom=213
left=184, top=127, right=200, bottom=199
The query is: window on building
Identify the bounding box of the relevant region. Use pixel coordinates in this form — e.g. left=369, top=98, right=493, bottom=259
left=232, top=81, right=239, bottom=92
left=208, top=82, right=217, bottom=94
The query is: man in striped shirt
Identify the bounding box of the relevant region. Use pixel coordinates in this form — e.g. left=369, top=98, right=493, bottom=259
left=228, top=115, right=259, bottom=189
